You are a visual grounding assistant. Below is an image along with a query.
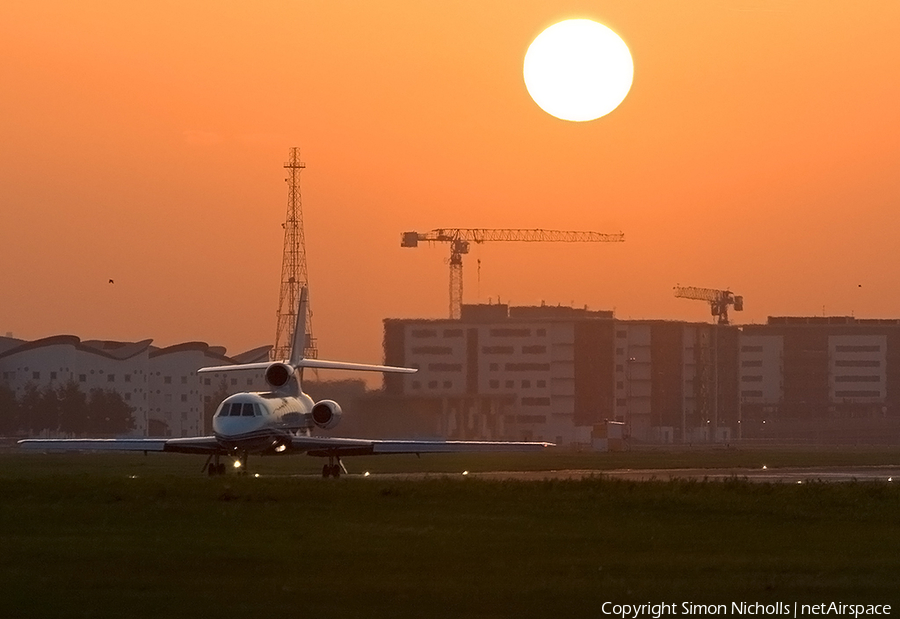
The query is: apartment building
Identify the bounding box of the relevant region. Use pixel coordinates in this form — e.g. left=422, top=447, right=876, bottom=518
left=383, top=304, right=737, bottom=446
left=739, top=317, right=900, bottom=441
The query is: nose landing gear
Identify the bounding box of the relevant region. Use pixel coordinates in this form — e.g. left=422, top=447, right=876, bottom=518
left=203, top=451, right=248, bottom=476
left=204, top=454, right=227, bottom=476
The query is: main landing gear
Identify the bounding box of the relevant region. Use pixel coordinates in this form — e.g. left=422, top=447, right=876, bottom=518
left=322, top=454, right=346, bottom=478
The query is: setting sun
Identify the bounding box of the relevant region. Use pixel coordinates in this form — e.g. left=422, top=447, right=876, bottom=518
left=523, top=19, right=634, bottom=122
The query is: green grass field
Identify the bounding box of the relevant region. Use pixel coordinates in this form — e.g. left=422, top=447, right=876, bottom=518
left=1, top=450, right=899, bottom=618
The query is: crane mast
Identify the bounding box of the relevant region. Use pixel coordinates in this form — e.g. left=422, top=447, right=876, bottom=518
left=402, top=228, right=625, bottom=319
left=673, top=285, right=744, bottom=325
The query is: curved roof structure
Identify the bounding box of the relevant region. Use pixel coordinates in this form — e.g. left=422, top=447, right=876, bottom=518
left=0, top=335, right=153, bottom=362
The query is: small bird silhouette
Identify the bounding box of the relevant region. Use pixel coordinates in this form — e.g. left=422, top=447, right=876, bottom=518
left=109, top=279, right=115, bottom=284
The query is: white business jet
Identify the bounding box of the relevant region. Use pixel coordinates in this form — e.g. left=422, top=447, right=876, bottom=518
left=20, top=288, right=551, bottom=476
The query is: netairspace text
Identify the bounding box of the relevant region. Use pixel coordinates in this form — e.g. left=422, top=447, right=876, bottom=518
left=599, top=602, right=891, bottom=619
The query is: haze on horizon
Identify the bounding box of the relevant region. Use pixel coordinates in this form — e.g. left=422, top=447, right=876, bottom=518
left=1, top=1, right=898, bottom=367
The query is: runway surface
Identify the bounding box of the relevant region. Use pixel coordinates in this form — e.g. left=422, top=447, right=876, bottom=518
left=340, top=465, right=900, bottom=483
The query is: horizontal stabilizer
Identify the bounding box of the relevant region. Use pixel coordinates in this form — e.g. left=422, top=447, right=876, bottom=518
left=295, top=359, right=416, bottom=374
left=198, top=360, right=416, bottom=374
left=198, top=362, right=271, bottom=374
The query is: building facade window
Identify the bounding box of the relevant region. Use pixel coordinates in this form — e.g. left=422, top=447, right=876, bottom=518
left=413, top=346, right=453, bottom=355
left=489, top=328, right=531, bottom=337
left=505, top=363, right=550, bottom=372
left=482, top=346, right=514, bottom=354
left=412, top=329, right=438, bottom=338
left=835, top=390, right=880, bottom=398
left=521, top=345, right=546, bottom=354
left=428, top=363, right=462, bottom=372
left=835, top=360, right=880, bottom=367
left=835, top=345, right=880, bottom=353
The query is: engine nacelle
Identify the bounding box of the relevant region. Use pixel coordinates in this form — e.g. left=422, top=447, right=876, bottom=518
left=311, top=400, right=342, bottom=430
left=265, top=363, right=295, bottom=389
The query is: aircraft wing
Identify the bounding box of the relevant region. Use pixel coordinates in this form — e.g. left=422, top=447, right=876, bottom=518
left=18, top=435, right=552, bottom=457
left=289, top=435, right=553, bottom=457
left=18, top=436, right=223, bottom=455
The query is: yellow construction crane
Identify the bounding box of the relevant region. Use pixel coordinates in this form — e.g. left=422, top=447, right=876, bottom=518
left=401, top=228, right=625, bottom=319
left=673, top=285, right=744, bottom=325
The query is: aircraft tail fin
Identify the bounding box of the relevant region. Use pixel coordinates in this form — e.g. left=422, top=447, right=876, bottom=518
left=289, top=286, right=309, bottom=366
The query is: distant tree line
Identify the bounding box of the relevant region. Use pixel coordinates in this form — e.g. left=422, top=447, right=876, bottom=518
left=0, top=380, right=134, bottom=437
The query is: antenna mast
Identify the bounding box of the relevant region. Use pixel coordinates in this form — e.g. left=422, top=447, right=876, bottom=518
left=273, top=147, right=317, bottom=360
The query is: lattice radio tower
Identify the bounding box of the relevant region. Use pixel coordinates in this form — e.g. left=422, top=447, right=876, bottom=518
left=272, top=147, right=317, bottom=361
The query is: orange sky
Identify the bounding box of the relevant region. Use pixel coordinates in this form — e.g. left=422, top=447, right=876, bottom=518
left=1, top=0, right=899, bottom=369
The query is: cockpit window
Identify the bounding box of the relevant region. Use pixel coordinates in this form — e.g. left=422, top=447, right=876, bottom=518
left=217, top=402, right=262, bottom=417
